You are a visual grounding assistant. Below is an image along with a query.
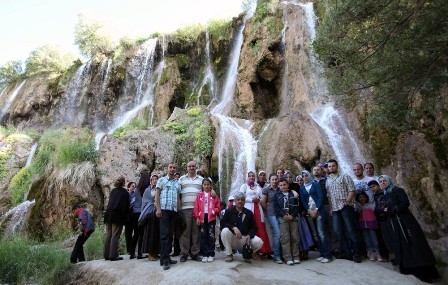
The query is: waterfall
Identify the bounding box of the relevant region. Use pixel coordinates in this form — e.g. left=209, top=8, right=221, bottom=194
left=1, top=200, right=35, bottom=237
left=0, top=86, right=7, bottom=101
left=134, top=39, right=158, bottom=104
left=211, top=2, right=257, bottom=198
left=93, top=58, right=113, bottom=131
left=0, top=80, right=26, bottom=123
left=25, top=143, right=38, bottom=167
left=291, top=1, right=368, bottom=174
left=58, top=62, right=92, bottom=127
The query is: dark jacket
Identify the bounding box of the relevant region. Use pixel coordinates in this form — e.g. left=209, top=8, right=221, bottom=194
left=299, top=182, right=324, bottom=212
left=220, top=206, right=257, bottom=239
left=384, top=187, right=436, bottom=269
left=273, top=191, right=300, bottom=219
left=104, top=187, right=131, bottom=225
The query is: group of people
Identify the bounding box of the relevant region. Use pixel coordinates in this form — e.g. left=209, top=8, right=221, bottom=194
left=73, top=158, right=439, bottom=283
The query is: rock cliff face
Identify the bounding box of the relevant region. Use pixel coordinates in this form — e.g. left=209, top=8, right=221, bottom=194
left=0, top=0, right=446, bottom=269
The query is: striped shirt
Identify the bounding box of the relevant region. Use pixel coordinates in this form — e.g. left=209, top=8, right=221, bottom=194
left=326, top=173, right=356, bottom=212
left=156, top=176, right=181, bottom=211
left=179, top=175, right=203, bottom=210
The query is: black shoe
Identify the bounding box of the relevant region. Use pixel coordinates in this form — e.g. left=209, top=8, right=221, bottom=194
left=130, top=254, right=136, bottom=259
left=110, top=257, right=124, bottom=261
left=70, top=260, right=77, bottom=264
left=169, top=259, right=177, bottom=264
left=163, top=263, right=170, bottom=270
left=137, top=255, right=148, bottom=259
left=353, top=256, right=362, bottom=263
left=171, top=252, right=180, bottom=257
left=191, top=255, right=202, bottom=262
left=180, top=255, right=188, bottom=262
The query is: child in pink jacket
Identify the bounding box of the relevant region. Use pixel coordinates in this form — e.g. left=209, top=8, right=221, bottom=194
left=193, top=178, right=221, bottom=262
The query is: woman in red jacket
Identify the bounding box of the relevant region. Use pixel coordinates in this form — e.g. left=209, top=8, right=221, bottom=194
left=193, top=178, right=221, bottom=262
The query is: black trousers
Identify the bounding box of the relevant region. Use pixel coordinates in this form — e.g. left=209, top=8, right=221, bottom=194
left=70, top=230, right=93, bottom=263
left=160, top=210, right=177, bottom=265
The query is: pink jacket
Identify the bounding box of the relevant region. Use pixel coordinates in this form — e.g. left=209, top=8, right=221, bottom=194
left=193, top=191, right=221, bottom=224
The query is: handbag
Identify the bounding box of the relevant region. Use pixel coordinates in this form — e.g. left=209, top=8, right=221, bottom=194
left=242, top=242, right=253, bottom=260
left=138, top=203, right=155, bottom=226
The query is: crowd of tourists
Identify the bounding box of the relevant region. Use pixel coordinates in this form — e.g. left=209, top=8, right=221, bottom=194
left=79, top=159, right=440, bottom=283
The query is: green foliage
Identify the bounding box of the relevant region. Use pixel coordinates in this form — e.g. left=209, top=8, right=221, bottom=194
left=194, top=124, right=213, bottom=158
left=187, top=107, right=202, bottom=117
left=74, top=14, right=116, bottom=58
left=253, top=0, right=277, bottom=23
left=112, top=117, right=148, bottom=139
left=84, top=223, right=105, bottom=260
left=0, top=60, right=24, bottom=85
left=175, top=54, right=190, bottom=69
left=163, top=121, right=187, bottom=134
left=9, top=167, right=32, bottom=205
left=208, top=19, right=232, bottom=40
left=35, top=128, right=97, bottom=169
left=174, top=23, right=205, bottom=42
left=314, top=0, right=448, bottom=130
left=25, top=45, right=77, bottom=77
left=0, top=152, right=9, bottom=179
left=0, top=237, right=74, bottom=285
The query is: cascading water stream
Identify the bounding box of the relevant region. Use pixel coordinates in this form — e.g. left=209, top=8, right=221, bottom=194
left=195, top=26, right=218, bottom=106
left=95, top=39, right=162, bottom=149
left=25, top=143, right=38, bottom=167
left=290, top=1, right=368, bottom=174
left=0, top=80, right=27, bottom=122
left=0, top=200, right=35, bottom=237
left=93, top=58, right=113, bottom=131
left=0, top=86, right=7, bottom=101
left=211, top=2, right=257, bottom=198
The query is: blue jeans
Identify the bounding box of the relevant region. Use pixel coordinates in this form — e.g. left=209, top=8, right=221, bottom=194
left=267, top=215, right=281, bottom=260
left=313, top=213, right=332, bottom=259
left=332, top=206, right=360, bottom=257
left=361, top=229, right=379, bottom=251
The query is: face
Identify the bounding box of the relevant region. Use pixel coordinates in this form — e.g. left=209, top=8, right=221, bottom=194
left=285, top=173, right=293, bottom=184
left=202, top=180, right=212, bottom=192
left=276, top=169, right=284, bottom=179
left=353, top=164, right=364, bottom=178
left=258, top=172, right=266, bottom=182
left=369, top=183, right=381, bottom=194
left=279, top=181, right=289, bottom=192
left=248, top=172, right=256, bottom=183
left=297, top=177, right=304, bottom=186
left=358, top=194, right=367, bottom=204
left=302, top=172, right=310, bottom=183
left=312, top=166, right=321, bottom=177
left=270, top=175, right=278, bottom=188
left=168, top=164, right=177, bottom=176
left=150, top=176, right=158, bottom=186
left=129, top=183, right=136, bottom=193
left=365, top=164, right=374, bottom=176
left=378, top=177, right=389, bottom=190
left=235, top=196, right=245, bottom=210
left=327, top=162, right=338, bottom=174
left=187, top=161, right=196, bottom=175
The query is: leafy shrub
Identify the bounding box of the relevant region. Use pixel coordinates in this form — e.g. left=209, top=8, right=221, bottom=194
left=112, top=117, right=148, bottom=139
left=0, top=152, right=9, bottom=179
left=208, top=19, right=232, bottom=40
left=25, top=45, right=77, bottom=77
left=163, top=121, right=187, bottom=134
left=187, top=107, right=202, bottom=117
left=0, top=60, right=24, bottom=85
left=9, top=167, right=32, bottom=205
left=174, top=23, right=205, bottom=42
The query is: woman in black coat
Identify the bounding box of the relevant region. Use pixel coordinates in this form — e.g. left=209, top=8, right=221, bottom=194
left=103, top=176, right=131, bottom=261
left=379, top=175, right=439, bottom=283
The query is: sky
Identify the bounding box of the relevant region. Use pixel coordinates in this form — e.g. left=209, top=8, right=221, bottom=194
left=0, top=0, right=244, bottom=66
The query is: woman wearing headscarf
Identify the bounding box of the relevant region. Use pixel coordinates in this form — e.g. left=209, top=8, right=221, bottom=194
left=379, top=175, right=439, bottom=283
left=239, top=171, right=272, bottom=258
left=299, top=170, right=332, bottom=263
left=141, top=174, right=160, bottom=261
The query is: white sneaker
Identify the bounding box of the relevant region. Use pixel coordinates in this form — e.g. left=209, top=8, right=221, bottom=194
left=207, top=256, right=214, bottom=262
left=202, top=257, right=208, bottom=263
left=293, top=259, right=301, bottom=264
left=316, top=257, right=324, bottom=262
left=286, top=260, right=294, bottom=266
left=320, top=258, right=330, bottom=263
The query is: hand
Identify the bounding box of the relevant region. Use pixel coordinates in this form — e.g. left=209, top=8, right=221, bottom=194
left=252, top=197, right=260, bottom=203
left=234, top=228, right=242, bottom=239
left=196, top=218, right=201, bottom=226
left=384, top=207, right=388, bottom=212
left=156, top=209, right=162, bottom=218
left=245, top=235, right=251, bottom=244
